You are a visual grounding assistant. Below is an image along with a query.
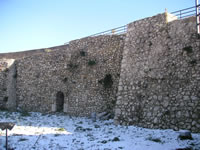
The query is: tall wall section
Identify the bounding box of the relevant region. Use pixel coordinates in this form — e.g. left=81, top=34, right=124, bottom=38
left=0, top=60, right=9, bottom=110
left=114, top=14, right=200, bottom=132
left=0, top=59, right=16, bottom=110
left=16, top=35, right=124, bottom=116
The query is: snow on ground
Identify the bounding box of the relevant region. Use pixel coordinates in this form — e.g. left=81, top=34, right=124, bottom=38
left=0, top=111, right=199, bottom=150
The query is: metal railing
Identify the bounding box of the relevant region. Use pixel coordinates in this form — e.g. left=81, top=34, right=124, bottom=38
left=171, top=6, right=196, bottom=19
left=64, top=5, right=199, bottom=45
left=88, top=6, right=198, bottom=37
left=89, top=6, right=198, bottom=37
left=64, top=25, right=127, bottom=45
left=88, top=25, right=127, bottom=37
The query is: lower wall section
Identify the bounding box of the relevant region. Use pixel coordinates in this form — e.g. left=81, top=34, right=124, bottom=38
left=16, top=35, right=124, bottom=116
left=114, top=15, right=200, bottom=132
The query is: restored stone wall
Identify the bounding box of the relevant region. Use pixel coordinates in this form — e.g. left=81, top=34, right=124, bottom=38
left=16, top=35, right=124, bottom=116
left=114, top=14, right=200, bottom=132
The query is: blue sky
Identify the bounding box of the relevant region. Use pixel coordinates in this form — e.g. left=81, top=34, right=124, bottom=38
left=0, top=0, right=194, bottom=53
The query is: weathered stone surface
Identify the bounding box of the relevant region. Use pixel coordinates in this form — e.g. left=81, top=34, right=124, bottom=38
left=0, top=12, right=199, bottom=132
left=0, top=59, right=16, bottom=111
left=114, top=14, right=200, bottom=132
left=15, top=35, right=125, bottom=116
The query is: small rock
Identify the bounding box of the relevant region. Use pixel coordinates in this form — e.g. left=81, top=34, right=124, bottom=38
left=176, top=148, right=192, bottom=150
left=74, top=126, right=84, bottom=132
left=163, top=101, right=169, bottom=108
left=191, top=96, right=198, bottom=101
left=115, top=109, right=121, bottom=115
left=101, top=140, right=107, bottom=144
left=178, top=130, right=193, bottom=140
left=94, top=124, right=100, bottom=128
left=112, top=137, right=120, bottom=142
left=118, top=86, right=123, bottom=91
left=91, top=112, right=96, bottom=122
left=183, top=96, right=189, bottom=101
left=153, top=117, right=158, bottom=124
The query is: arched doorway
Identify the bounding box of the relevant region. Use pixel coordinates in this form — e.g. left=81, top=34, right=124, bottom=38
left=56, top=91, right=64, bottom=112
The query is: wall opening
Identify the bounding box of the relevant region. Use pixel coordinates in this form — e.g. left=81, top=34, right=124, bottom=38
left=56, top=91, right=64, bottom=112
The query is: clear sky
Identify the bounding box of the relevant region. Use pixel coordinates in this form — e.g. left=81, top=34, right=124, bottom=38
left=0, top=0, right=194, bottom=53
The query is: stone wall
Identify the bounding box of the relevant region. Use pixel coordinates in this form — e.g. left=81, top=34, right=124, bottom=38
left=0, top=59, right=16, bottom=110
left=0, top=12, right=199, bottom=132
left=0, top=45, right=68, bottom=59
left=16, top=35, right=124, bottom=116
left=0, top=60, right=8, bottom=109
left=114, top=14, right=200, bottom=132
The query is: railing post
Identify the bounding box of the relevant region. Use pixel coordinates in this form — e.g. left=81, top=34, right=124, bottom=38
left=196, top=0, right=200, bottom=34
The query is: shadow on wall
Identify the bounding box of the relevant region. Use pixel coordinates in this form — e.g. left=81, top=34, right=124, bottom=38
left=0, top=59, right=17, bottom=111
left=52, top=91, right=65, bottom=112
left=56, top=91, right=64, bottom=112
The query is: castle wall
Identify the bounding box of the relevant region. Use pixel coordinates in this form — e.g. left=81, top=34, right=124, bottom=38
left=0, top=45, right=68, bottom=59
left=16, top=35, right=124, bottom=116
left=16, top=48, right=72, bottom=113
left=114, top=14, right=200, bottom=132
left=0, top=59, right=16, bottom=110
left=0, top=12, right=199, bottom=132
left=0, top=60, right=8, bottom=109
